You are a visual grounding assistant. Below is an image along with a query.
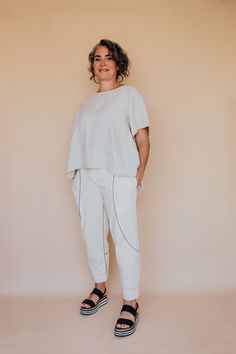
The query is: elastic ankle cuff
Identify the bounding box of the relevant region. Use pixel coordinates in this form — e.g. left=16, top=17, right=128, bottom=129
left=123, top=287, right=139, bottom=300
left=93, top=273, right=108, bottom=283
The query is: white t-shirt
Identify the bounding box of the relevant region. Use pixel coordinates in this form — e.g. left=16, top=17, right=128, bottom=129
left=66, top=85, right=150, bottom=179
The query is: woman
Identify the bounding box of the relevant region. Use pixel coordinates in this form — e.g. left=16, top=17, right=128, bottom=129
left=66, top=39, right=150, bottom=337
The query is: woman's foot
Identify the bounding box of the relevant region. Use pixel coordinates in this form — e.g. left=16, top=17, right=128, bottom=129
left=114, top=299, right=140, bottom=337
left=116, top=299, right=137, bottom=329
left=80, top=282, right=106, bottom=309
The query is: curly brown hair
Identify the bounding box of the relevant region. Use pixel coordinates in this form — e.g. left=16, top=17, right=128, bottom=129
left=88, top=39, right=131, bottom=83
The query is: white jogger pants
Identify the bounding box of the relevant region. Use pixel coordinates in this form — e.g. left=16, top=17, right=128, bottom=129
left=72, top=168, right=141, bottom=300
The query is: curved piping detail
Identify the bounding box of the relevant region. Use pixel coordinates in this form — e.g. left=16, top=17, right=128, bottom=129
left=112, top=175, right=140, bottom=253
left=102, top=205, right=108, bottom=278
left=78, top=169, right=82, bottom=217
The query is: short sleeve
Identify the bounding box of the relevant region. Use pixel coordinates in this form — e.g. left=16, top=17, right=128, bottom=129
left=128, top=87, right=150, bottom=137
left=71, top=104, right=83, bottom=134
left=66, top=104, right=83, bottom=180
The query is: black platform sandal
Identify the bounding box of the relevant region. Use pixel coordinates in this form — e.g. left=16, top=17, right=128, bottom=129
left=80, top=288, right=108, bottom=315
left=114, top=303, right=140, bottom=337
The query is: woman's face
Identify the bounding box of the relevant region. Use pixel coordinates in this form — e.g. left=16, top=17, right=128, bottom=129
left=93, top=45, right=118, bottom=83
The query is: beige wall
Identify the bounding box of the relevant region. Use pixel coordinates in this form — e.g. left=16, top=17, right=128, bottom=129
left=1, top=0, right=236, bottom=295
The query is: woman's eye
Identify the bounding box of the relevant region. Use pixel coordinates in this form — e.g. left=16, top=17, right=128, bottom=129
left=94, top=56, right=113, bottom=62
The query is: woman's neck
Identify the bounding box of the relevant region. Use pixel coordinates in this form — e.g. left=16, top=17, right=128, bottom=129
left=97, top=80, right=122, bottom=93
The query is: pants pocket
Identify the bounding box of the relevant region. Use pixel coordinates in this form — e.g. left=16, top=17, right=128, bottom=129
left=72, top=169, right=81, bottom=215
left=134, top=177, right=144, bottom=194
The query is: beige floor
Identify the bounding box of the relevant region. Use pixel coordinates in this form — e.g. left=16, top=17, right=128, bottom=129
left=0, top=293, right=235, bottom=354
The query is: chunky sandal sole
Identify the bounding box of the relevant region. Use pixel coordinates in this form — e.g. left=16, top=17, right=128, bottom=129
left=114, top=314, right=140, bottom=337
left=80, top=295, right=108, bottom=315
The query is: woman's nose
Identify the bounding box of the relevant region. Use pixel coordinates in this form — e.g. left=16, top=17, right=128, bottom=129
left=100, top=58, right=107, bottom=65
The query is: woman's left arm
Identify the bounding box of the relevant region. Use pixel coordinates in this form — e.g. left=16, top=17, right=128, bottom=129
left=135, top=128, right=150, bottom=185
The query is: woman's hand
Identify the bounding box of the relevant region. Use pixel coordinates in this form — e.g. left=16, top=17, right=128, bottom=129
left=135, top=127, right=150, bottom=187
left=136, top=166, right=144, bottom=187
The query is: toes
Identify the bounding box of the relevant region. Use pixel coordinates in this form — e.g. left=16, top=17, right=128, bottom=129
left=116, top=323, right=128, bottom=329
left=81, top=303, right=90, bottom=308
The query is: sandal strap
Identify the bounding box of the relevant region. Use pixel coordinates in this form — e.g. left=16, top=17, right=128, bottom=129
left=116, top=318, right=134, bottom=328
left=81, top=298, right=95, bottom=308
left=121, top=304, right=137, bottom=316
left=90, top=287, right=105, bottom=299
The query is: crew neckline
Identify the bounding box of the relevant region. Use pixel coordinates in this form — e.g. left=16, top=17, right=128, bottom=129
left=95, top=84, right=127, bottom=95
